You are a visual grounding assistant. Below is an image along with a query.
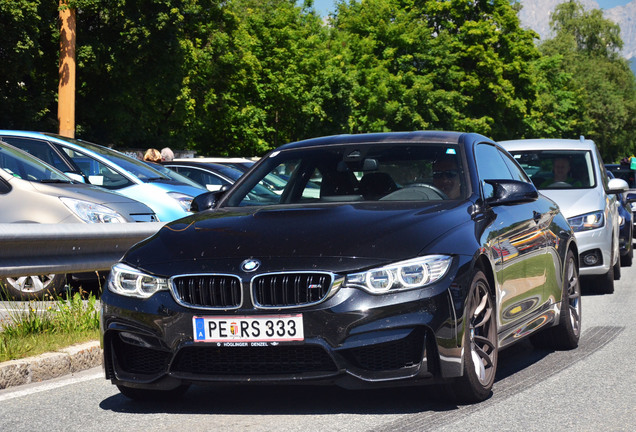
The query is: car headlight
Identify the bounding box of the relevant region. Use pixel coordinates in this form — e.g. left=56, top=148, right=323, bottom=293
left=167, top=191, right=194, bottom=212
left=59, top=197, right=126, bottom=223
left=567, top=211, right=604, bottom=232
left=344, top=255, right=452, bottom=294
left=108, top=263, right=168, bottom=298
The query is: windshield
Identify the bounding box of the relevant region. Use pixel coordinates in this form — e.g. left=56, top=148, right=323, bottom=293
left=224, top=143, right=466, bottom=207
left=149, top=163, right=207, bottom=188
left=510, top=150, right=595, bottom=189
left=43, top=133, right=171, bottom=182
left=0, top=141, right=70, bottom=182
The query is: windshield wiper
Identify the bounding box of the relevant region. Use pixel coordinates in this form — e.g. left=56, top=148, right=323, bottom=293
left=39, top=179, right=72, bottom=183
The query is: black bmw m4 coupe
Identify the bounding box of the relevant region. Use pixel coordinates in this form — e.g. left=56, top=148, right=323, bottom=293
left=101, top=131, right=581, bottom=403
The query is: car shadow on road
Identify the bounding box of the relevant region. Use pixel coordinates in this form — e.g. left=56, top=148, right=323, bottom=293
left=99, top=339, right=554, bottom=416
left=99, top=383, right=457, bottom=415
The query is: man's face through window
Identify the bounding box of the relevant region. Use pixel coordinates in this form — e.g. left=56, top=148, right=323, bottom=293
left=433, top=157, right=461, bottom=199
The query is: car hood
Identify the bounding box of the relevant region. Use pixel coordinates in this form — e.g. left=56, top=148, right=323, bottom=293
left=116, top=182, right=207, bottom=222
left=539, top=188, right=605, bottom=218
left=124, top=201, right=471, bottom=275
left=31, top=181, right=154, bottom=215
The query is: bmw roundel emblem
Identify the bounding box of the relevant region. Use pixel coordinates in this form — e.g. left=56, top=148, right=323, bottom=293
left=241, top=258, right=261, bottom=272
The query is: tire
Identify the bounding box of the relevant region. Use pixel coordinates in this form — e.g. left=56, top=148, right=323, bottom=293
left=621, top=225, right=633, bottom=267
left=0, top=274, right=67, bottom=300
left=613, top=257, right=621, bottom=280
left=620, top=251, right=633, bottom=267
left=117, top=384, right=190, bottom=401
left=530, top=249, right=581, bottom=350
left=447, top=270, right=497, bottom=404
left=596, top=268, right=615, bottom=294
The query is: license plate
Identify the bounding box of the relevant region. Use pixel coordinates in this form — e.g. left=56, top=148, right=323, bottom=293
left=193, top=314, right=304, bottom=343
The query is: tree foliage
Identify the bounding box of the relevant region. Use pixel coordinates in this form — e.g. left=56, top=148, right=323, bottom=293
left=1, top=0, right=634, bottom=160
left=539, top=0, right=636, bottom=161
left=0, top=0, right=59, bottom=130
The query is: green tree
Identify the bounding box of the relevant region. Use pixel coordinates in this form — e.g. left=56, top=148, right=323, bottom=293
left=539, top=0, right=636, bottom=161
left=0, top=0, right=59, bottom=130
left=332, top=0, right=542, bottom=139
left=72, top=0, right=217, bottom=149
left=186, top=0, right=333, bottom=156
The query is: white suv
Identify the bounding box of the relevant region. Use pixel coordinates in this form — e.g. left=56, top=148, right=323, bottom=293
left=500, top=138, right=628, bottom=294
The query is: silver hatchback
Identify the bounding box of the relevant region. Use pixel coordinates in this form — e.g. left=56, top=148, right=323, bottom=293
left=500, top=138, right=628, bottom=294
left=0, top=140, right=157, bottom=300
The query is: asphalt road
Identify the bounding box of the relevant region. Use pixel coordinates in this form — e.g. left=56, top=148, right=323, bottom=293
left=1, top=267, right=635, bottom=432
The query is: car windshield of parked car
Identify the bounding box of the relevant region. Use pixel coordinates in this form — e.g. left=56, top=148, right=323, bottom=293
left=43, top=133, right=172, bottom=183
left=509, top=150, right=595, bottom=190
left=224, top=143, right=467, bottom=207
left=0, top=142, right=70, bottom=182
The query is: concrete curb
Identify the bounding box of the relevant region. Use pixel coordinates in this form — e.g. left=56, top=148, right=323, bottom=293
left=0, top=340, right=102, bottom=389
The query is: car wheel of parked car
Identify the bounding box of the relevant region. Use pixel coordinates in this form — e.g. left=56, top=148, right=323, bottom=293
left=530, top=249, right=581, bottom=350
left=448, top=269, right=497, bottom=403
left=0, top=274, right=67, bottom=300
left=620, top=247, right=633, bottom=267
left=595, top=267, right=615, bottom=294
left=613, top=256, right=621, bottom=280
left=116, top=384, right=190, bottom=401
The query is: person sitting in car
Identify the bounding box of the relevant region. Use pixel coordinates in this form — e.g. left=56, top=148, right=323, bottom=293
left=433, top=155, right=462, bottom=199
left=541, top=157, right=582, bottom=188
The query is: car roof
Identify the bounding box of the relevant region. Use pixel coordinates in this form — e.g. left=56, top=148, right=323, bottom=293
left=174, top=157, right=254, bottom=163
left=164, top=161, right=245, bottom=181
left=499, top=138, right=597, bottom=152
left=275, top=131, right=471, bottom=151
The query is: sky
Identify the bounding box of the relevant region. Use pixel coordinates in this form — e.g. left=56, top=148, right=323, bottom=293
left=310, top=0, right=634, bottom=17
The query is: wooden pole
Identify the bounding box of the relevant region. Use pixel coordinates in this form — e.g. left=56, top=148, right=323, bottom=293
left=58, top=2, right=76, bottom=138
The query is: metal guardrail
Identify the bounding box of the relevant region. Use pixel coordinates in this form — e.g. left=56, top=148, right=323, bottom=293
left=0, top=222, right=164, bottom=277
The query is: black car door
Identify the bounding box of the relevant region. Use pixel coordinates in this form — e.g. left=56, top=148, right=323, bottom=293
left=475, top=142, right=553, bottom=337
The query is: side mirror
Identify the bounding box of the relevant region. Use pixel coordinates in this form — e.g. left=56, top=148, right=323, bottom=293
left=608, top=178, right=628, bottom=195
left=190, top=190, right=225, bottom=212
left=484, top=179, right=538, bottom=206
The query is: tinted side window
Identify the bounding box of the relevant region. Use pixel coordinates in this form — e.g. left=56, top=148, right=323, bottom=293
left=595, top=147, right=609, bottom=191
left=1, top=137, right=69, bottom=172
left=173, top=166, right=229, bottom=190
left=499, top=148, right=530, bottom=182
left=475, top=143, right=513, bottom=198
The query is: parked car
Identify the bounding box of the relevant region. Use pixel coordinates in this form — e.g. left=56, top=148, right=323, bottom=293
left=500, top=138, right=628, bottom=293
left=607, top=170, right=634, bottom=266
left=0, top=139, right=157, bottom=300
left=0, top=130, right=207, bottom=221
left=102, top=131, right=580, bottom=404
left=162, top=160, right=247, bottom=191
left=162, top=160, right=284, bottom=201
left=142, top=161, right=211, bottom=190
left=167, top=157, right=301, bottom=196
left=173, top=157, right=255, bottom=172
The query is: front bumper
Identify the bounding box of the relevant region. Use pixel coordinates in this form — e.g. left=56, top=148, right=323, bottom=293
left=575, top=227, right=613, bottom=277
left=100, top=276, right=465, bottom=391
